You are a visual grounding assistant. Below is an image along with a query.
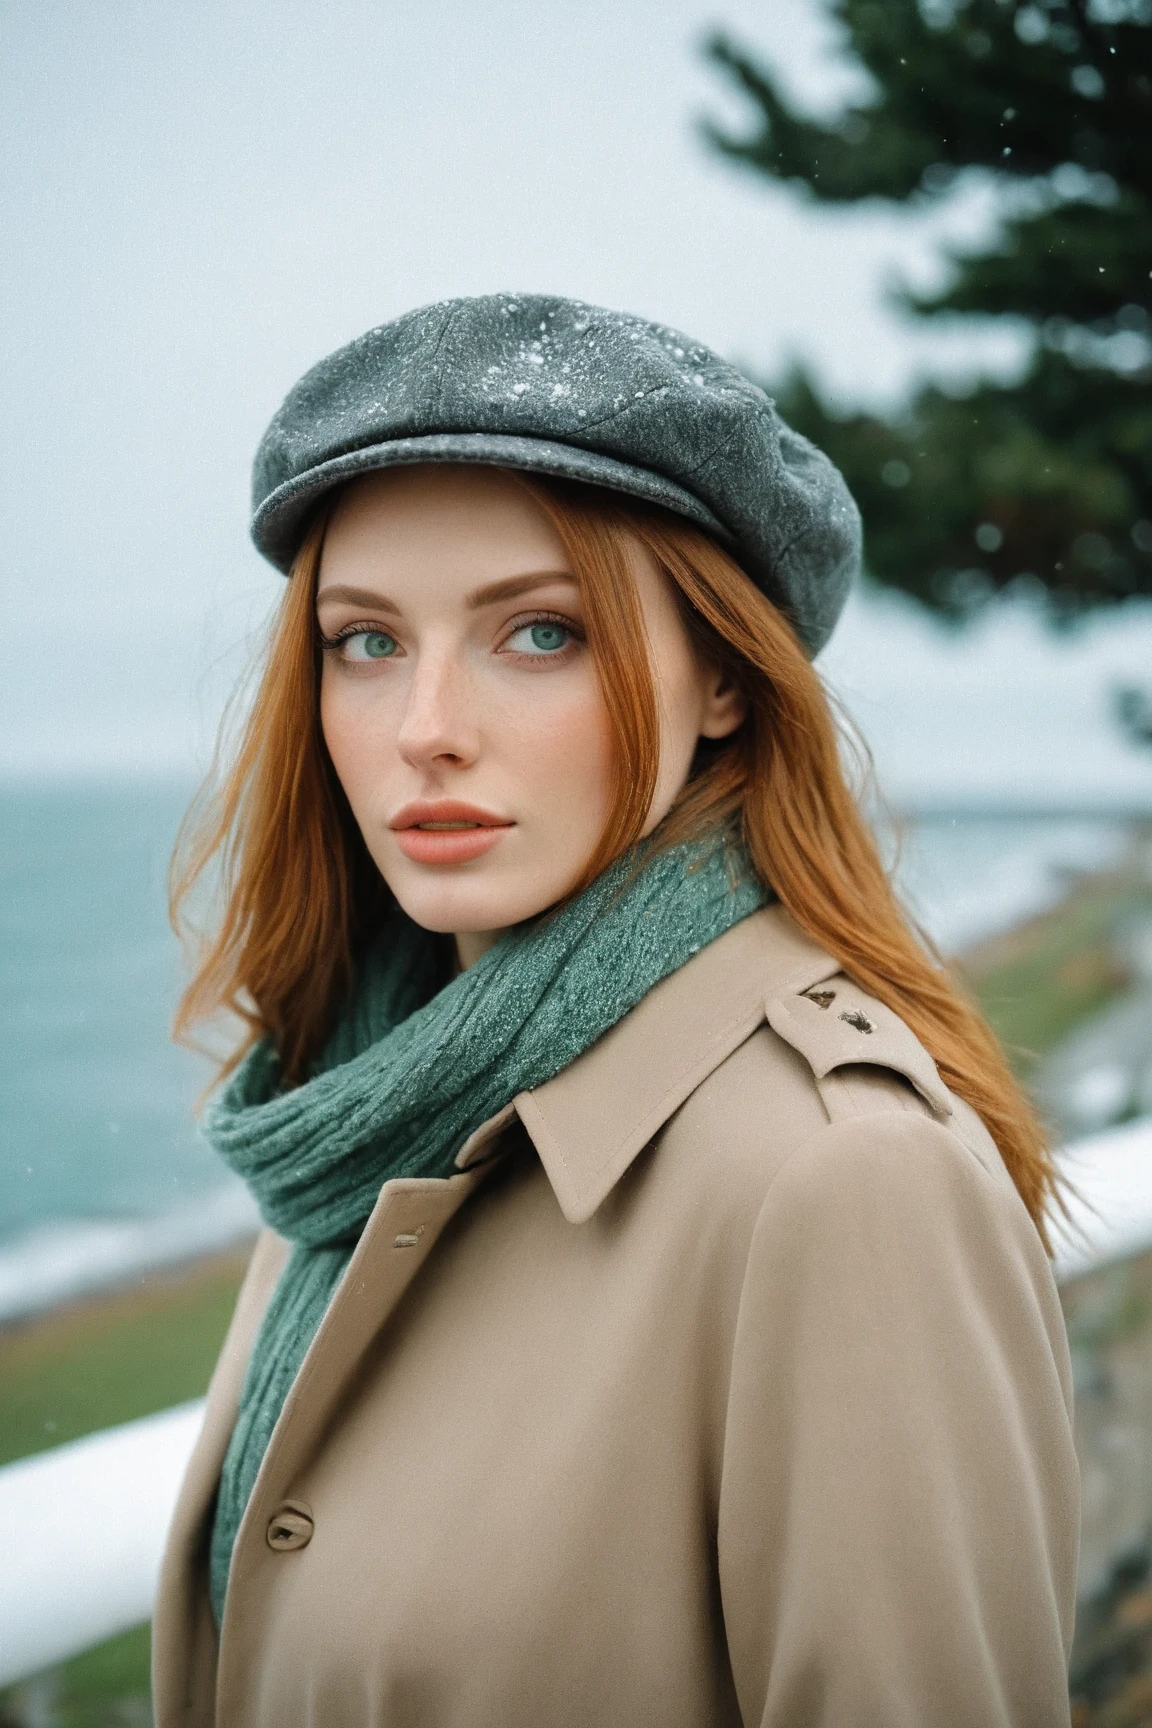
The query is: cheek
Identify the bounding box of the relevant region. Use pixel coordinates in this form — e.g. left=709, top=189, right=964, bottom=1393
left=498, top=675, right=614, bottom=818
left=319, top=668, right=391, bottom=796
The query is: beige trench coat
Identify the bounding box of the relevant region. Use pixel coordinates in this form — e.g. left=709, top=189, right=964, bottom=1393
left=153, top=906, right=1078, bottom=1728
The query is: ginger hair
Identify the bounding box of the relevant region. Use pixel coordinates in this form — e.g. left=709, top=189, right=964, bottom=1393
left=171, top=472, right=1057, bottom=1245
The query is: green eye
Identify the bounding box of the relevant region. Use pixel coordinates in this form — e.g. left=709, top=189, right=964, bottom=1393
left=505, top=620, right=572, bottom=655
left=342, top=630, right=398, bottom=661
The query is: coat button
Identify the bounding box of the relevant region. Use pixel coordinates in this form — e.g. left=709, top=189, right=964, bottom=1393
left=267, top=1507, right=314, bottom=1551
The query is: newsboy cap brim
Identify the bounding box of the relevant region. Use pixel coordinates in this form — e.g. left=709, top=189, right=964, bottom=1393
left=250, top=294, right=862, bottom=657
left=252, top=430, right=737, bottom=575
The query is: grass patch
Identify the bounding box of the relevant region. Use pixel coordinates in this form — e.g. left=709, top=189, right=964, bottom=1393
left=0, top=1248, right=248, bottom=1468
left=0, top=1623, right=152, bottom=1728
left=957, top=867, right=1152, bottom=1080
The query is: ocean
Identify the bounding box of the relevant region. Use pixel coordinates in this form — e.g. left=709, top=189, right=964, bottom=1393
left=0, top=779, right=1132, bottom=1321
left=0, top=781, right=256, bottom=1321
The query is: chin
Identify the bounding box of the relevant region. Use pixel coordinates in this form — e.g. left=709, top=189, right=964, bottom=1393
left=385, top=871, right=557, bottom=938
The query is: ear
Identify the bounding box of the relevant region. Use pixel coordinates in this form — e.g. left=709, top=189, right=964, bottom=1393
left=698, top=663, right=748, bottom=740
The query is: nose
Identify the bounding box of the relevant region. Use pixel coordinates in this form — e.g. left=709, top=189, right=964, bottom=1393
left=395, top=648, right=479, bottom=773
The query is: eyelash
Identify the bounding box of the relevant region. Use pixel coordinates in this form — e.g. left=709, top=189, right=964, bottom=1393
left=499, top=609, right=583, bottom=658
left=317, top=621, right=384, bottom=653
left=316, top=611, right=584, bottom=659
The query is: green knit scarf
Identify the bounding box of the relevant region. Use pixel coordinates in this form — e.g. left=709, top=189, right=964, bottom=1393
left=204, top=834, right=767, bottom=1624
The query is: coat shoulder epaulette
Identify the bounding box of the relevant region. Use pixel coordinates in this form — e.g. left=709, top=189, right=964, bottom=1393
left=764, top=967, right=954, bottom=1127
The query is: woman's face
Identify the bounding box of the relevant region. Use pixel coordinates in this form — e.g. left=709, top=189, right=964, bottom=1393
left=317, top=465, right=744, bottom=965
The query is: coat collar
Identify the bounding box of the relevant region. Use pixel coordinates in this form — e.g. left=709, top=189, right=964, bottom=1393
left=456, top=906, right=840, bottom=1225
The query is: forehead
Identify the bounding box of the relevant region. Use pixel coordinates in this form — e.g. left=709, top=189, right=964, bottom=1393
left=317, top=465, right=569, bottom=593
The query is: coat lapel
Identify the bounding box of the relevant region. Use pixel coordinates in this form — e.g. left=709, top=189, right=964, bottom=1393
left=505, top=907, right=839, bottom=1223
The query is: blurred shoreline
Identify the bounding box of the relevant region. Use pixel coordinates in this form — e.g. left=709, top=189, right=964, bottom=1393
left=0, top=1246, right=252, bottom=1475
left=2, top=782, right=1149, bottom=1329
left=0, top=1187, right=260, bottom=1329
left=0, top=1243, right=253, bottom=1349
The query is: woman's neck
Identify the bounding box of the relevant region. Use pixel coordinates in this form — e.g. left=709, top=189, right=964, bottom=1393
left=454, top=928, right=507, bottom=971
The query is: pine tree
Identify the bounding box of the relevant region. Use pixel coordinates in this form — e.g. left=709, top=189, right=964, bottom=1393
left=703, top=0, right=1152, bottom=619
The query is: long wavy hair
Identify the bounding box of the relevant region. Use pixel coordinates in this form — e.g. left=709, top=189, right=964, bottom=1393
left=171, top=471, right=1057, bottom=1246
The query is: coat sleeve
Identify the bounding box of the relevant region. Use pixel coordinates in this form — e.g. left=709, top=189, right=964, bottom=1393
left=717, top=1111, right=1079, bottom=1728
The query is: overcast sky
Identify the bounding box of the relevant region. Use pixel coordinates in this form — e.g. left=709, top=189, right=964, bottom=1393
left=3, top=0, right=1151, bottom=805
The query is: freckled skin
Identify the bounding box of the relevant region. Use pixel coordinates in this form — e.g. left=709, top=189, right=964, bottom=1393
left=317, top=465, right=745, bottom=969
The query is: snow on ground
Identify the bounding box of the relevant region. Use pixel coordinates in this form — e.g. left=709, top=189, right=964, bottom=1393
left=1054, top=1118, right=1152, bottom=1283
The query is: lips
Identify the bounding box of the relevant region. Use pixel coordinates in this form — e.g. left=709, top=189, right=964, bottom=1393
left=390, top=801, right=514, bottom=866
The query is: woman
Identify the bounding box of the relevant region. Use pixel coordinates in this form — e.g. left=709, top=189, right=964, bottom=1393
left=154, top=294, right=1078, bottom=1727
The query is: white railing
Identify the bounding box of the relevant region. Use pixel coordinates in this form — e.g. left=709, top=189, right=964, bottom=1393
left=0, top=1401, right=204, bottom=1686
left=2, top=1117, right=1151, bottom=1688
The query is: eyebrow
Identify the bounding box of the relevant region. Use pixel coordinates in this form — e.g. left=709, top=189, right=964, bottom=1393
left=315, top=569, right=578, bottom=615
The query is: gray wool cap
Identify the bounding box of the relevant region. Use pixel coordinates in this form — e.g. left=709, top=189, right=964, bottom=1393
left=251, top=293, right=861, bottom=656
